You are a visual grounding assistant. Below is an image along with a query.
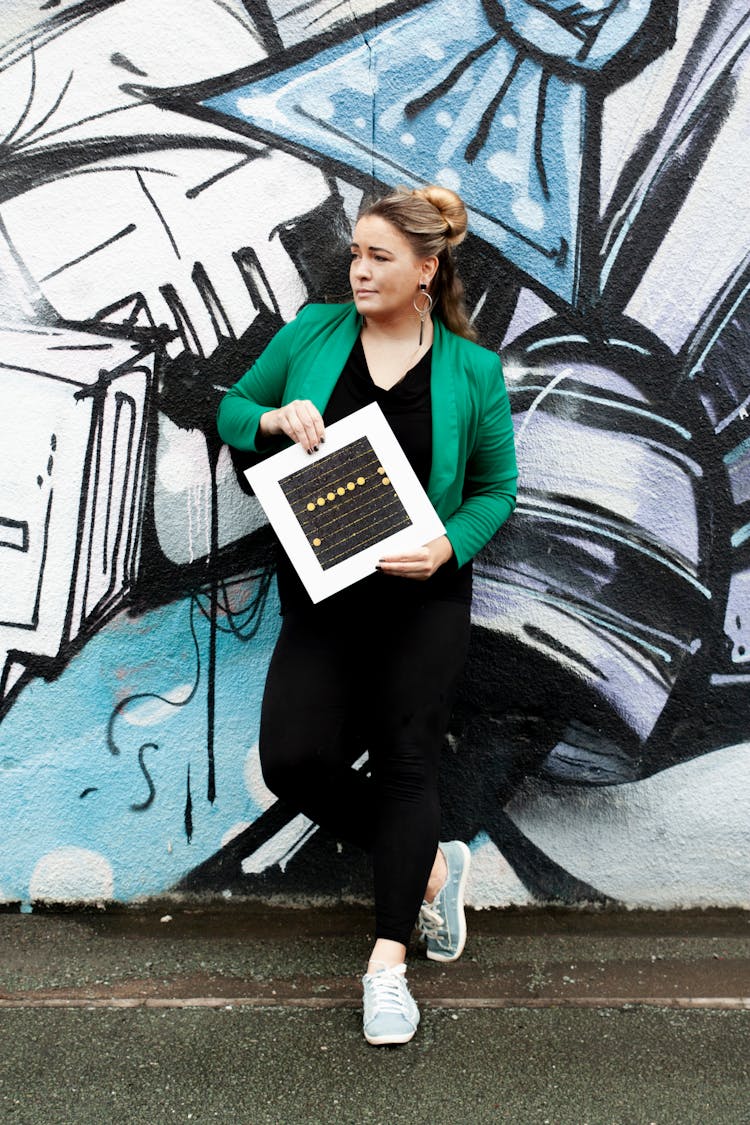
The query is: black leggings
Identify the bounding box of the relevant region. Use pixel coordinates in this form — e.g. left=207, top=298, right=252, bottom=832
left=259, top=595, right=471, bottom=946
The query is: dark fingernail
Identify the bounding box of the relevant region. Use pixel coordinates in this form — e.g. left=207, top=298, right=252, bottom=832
left=313, top=445, right=319, bottom=452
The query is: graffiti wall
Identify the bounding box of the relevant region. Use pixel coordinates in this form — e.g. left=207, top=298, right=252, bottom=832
left=1, top=0, right=748, bottom=910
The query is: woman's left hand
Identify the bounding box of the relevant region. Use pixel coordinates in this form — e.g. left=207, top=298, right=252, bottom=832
left=377, top=535, right=454, bottom=580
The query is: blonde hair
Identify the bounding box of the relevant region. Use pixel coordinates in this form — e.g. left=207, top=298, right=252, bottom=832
left=358, top=185, right=476, bottom=341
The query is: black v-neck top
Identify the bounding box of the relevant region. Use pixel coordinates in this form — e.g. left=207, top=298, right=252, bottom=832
left=324, top=336, right=433, bottom=487
left=275, top=336, right=471, bottom=613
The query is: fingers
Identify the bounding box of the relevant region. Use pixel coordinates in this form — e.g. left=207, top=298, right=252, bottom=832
left=379, top=550, right=430, bottom=565
left=275, top=400, right=325, bottom=453
left=377, top=538, right=452, bottom=581
left=377, top=548, right=432, bottom=580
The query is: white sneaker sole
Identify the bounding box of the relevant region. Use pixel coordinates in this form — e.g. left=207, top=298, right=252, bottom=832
left=364, top=1027, right=418, bottom=1046
left=426, top=839, right=471, bottom=962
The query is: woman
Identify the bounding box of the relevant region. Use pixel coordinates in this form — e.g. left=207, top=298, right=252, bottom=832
left=217, top=185, right=517, bottom=1045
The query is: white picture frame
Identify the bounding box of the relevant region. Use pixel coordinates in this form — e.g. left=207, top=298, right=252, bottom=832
left=245, top=402, right=446, bottom=603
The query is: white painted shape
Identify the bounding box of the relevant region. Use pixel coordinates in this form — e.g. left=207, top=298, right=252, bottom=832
left=600, top=0, right=706, bottom=211
left=724, top=567, right=750, bottom=665
left=153, top=419, right=212, bottom=565
left=215, top=445, right=268, bottom=547
left=437, top=168, right=461, bottom=192
left=0, top=326, right=150, bottom=666
left=466, top=833, right=534, bottom=908
left=421, top=39, right=446, bottom=61
left=221, top=821, right=252, bottom=848
left=625, top=47, right=750, bottom=349
left=3, top=150, right=331, bottom=574
left=0, top=377, right=59, bottom=626
left=0, top=226, right=40, bottom=320
left=76, top=366, right=150, bottom=623
left=244, top=743, right=276, bottom=812
left=511, top=195, right=546, bottom=232
left=29, top=847, right=114, bottom=903
left=1, top=105, right=331, bottom=349
left=0, top=373, right=92, bottom=652
left=506, top=744, right=750, bottom=907
left=157, top=425, right=207, bottom=495
left=122, top=683, right=196, bottom=727
left=516, top=412, right=700, bottom=562
left=299, top=92, right=335, bottom=120
left=0, top=0, right=86, bottom=46
left=0, top=0, right=266, bottom=153
left=0, top=660, right=25, bottom=702
left=501, top=288, right=556, bottom=346
left=335, top=179, right=364, bottom=235
left=236, top=93, right=291, bottom=131
left=241, top=815, right=317, bottom=876
left=486, top=150, right=525, bottom=187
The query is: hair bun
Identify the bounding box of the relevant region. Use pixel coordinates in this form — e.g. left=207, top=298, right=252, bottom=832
left=415, top=185, right=468, bottom=247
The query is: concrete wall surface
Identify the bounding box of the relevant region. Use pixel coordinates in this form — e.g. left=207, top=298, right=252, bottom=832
left=1, top=0, right=749, bottom=910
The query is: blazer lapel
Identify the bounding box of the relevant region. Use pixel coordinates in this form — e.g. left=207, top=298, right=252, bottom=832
left=428, top=318, right=460, bottom=508
left=294, top=303, right=361, bottom=411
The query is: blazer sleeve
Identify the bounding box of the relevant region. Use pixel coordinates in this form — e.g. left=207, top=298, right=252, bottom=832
left=216, top=317, right=301, bottom=451
left=443, top=355, right=518, bottom=567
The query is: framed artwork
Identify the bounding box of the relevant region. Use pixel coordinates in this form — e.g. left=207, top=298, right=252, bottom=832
left=245, top=402, right=445, bottom=602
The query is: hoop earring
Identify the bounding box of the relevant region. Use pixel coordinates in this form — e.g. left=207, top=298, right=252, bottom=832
left=413, top=284, right=433, bottom=346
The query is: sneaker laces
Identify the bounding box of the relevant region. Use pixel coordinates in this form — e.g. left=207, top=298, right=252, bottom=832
left=365, top=964, right=412, bottom=1017
left=418, top=900, right=445, bottom=940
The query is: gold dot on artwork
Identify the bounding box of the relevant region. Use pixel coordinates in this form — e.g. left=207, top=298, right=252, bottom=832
left=317, top=497, right=325, bottom=506
left=306, top=502, right=315, bottom=512
left=327, top=492, right=335, bottom=501
left=357, top=476, right=365, bottom=486
left=312, top=538, right=321, bottom=547
left=346, top=482, right=355, bottom=491
left=337, top=486, right=345, bottom=496
left=377, top=466, right=385, bottom=475
left=382, top=477, right=391, bottom=486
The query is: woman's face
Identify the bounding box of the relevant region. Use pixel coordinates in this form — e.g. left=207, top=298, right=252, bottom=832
left=349, top=215, right=435, bottom=325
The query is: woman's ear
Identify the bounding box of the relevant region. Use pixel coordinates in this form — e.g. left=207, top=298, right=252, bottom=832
left=421, top=256, right=439, bottom=288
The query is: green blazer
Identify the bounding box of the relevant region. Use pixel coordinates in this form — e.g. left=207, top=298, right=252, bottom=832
left=217, top=303, right=517, bottom=567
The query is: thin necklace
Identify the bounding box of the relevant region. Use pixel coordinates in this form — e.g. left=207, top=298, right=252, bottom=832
left=361, top=319, right=432, bottom=381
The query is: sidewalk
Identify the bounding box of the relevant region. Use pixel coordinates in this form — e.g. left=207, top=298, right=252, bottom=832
left=1, top=906, right=749, bottom=1124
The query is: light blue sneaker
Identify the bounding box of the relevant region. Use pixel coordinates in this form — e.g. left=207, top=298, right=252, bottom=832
left=418, top=840, right=471, bottom=962
left=362, top=963, right=420, bottom=1045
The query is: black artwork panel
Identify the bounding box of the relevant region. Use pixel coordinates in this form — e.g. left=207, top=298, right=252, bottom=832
left=279, top=436, right=411, bottom=569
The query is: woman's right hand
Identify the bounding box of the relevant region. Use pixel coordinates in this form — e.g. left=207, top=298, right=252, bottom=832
left=259, top=399, right=325, bottom=454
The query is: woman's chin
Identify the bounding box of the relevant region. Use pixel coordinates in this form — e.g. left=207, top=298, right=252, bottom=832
left=353, top=298, right=381, bottom=320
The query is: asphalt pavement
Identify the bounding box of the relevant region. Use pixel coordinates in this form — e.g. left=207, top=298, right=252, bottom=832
left=1, top=905, right=749, bottom=1125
